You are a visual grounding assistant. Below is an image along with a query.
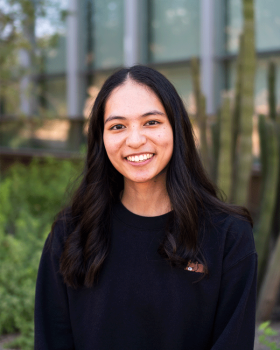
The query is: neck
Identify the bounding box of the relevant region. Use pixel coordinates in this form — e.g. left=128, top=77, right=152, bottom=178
left=121, top=176, right=171, bottom=217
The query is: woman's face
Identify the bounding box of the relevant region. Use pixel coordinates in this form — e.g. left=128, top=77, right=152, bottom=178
left=103, top=79, right=173, bottom=185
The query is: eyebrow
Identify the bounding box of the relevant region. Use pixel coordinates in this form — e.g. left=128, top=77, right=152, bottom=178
left=104, top=110, right=166, bottom=125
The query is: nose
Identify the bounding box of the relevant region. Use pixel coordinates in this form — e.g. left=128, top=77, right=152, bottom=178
left=125, top=127, right=146, bottom=148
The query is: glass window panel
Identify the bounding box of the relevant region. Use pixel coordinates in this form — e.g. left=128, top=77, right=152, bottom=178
left=214, top=0, right=227, bottom=56
left=40, top=78, right=67, bottom=117
left=45, top=35, right=67, bottom=74
left=36, top=0, right=68, bottom=74
left=83, top=71, right=113, bottom=119
left=226, top=0, right=243, bottom=54
left=155, top=65, right=194, bottom=113
left=226, top=0, right=280, bottom=54
left=255, top=0, right=280, bottom=51
left=149, top=0, right=200, bottom=63
left=93, top=0, right=124, bottom=69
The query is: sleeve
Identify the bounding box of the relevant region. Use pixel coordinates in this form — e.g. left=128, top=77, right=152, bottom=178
left=34, top=221, right=75, bottom=350
left=210, top=219, right=258, bottom=350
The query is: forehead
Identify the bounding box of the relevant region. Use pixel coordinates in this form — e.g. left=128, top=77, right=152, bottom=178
left=104, top=80, right=165, bottom=118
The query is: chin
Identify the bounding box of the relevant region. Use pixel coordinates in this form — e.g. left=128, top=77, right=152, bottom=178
left=125, top=176, right=153, bottom=184
left=124, top=171, right=165, bottom=184
left=133, top=178, right=153, bottom=184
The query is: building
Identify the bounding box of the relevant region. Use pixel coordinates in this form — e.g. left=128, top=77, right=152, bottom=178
left=1, top=0, right=280, bottom=157
left=56, top=0, right=280, bottom=118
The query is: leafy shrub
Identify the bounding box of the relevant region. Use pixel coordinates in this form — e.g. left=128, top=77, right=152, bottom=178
left=0, top=157, right=83, bottom=349
left=258, top=321, right=280, bottom=350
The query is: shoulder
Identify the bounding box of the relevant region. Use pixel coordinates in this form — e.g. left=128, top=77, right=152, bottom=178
left=223, top=215, right=256, bottom=272
left=201, top=209, right=256, bottom=273
left=46, top=209, right=74, bottom=258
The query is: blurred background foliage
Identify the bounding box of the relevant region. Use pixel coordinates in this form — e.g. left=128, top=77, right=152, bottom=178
left=0, top=0, right=67, bottom=117
left=0, top=158, right=83, bottom=349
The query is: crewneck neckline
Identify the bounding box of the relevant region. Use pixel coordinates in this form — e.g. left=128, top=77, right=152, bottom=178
left=113, top=200, right=172, bottom=230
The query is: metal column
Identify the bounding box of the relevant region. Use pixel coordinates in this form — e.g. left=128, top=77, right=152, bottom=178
left=124, top=0, right=140, bottom=67
left=67, top=0, right=80, bottom=118
left=200, top=0, right=215, bottom=115
left=19, top=49, right=32, bottom=115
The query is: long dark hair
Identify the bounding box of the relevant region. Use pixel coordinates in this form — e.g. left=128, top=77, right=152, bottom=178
left=54, top=65, right=252, bottom=288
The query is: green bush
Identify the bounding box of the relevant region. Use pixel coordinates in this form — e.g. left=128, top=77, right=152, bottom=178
left=258, top=321, right=280, bottom=350
left=0, top=157, right=83, bottom=349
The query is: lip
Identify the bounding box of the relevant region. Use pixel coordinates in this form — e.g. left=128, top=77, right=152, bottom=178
left=125, top=154, right=155, bottom=166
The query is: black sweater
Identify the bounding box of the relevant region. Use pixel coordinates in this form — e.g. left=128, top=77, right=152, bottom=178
left=35, top=201, right=257, bottom=350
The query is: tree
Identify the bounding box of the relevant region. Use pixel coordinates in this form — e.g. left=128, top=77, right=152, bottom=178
left=0, top=0, right=67, bottom=117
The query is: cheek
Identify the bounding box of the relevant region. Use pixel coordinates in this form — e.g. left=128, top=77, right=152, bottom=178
left=159, top=128, right=173, bottom=151
left=103, top=134, right=122, bottom=161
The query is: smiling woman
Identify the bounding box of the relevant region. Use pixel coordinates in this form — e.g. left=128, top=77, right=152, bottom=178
left=103, top=80, right=173, bottom=215
left=34, top=66, right=257, bottom=350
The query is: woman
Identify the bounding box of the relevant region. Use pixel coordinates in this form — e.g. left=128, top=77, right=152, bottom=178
left=35, top=65, right=257, bottom=350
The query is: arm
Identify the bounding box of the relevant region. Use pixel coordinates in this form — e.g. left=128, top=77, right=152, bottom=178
left=210, top=218, right=258, bottom=350
left=211, top=252, right=257, bottom=349
left=34, top=222, right=75, bottom=350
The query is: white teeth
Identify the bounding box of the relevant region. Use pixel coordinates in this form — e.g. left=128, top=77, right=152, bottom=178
left=126, top=154, right=154, bottom=162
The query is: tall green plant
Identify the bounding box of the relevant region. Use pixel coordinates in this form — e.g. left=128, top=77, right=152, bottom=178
left=217, top=94, right=232, bottom=199
left=270, top=61, right=280, bottom=239
left=230, top=33, right=244, bottom=202
left=268, top=62, right=277, bottom=121
left=191, top=0, right=253, bottom=204
left=191, top=0, right=256, bottom=203
left=233, top=0, right=256, bottom=206
left=257, top=234, right=280, bottom=322
left=210, top=111, right=220, bottom=184
left=272, top=115, right=280, bottom=237
left=191, top=57, right=210, bottom=174
left=256, top=61, right=280, bottom=321
left=255, top=116, right=279, bottom=284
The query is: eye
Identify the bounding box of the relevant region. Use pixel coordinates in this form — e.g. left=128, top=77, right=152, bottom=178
left=145, top=120, right=160, bottom=126
left=110, top=124, right=125, bottom=130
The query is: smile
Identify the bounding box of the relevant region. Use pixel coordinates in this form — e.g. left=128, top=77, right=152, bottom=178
left=126, top=153, right=154, bottom=163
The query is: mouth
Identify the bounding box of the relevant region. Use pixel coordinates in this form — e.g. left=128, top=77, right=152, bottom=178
left=125, top=153, right=154, bottom=163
